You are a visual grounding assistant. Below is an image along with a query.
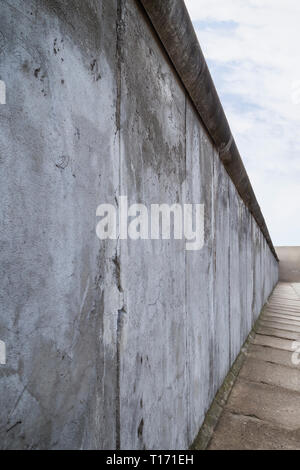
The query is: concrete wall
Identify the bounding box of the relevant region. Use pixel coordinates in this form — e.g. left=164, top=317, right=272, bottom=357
left=0, top=0, right=278, bottom=449
left=276, top=247, right=300, bottom=282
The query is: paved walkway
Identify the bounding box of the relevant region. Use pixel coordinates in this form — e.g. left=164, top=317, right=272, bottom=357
left=208, top=282, right=300, bottom=450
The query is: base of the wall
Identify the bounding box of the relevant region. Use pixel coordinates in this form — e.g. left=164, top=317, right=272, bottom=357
left=190, top=299, right=274, bottom=450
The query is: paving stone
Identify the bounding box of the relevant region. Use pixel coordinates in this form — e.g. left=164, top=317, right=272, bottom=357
left=208, top=412, right=300, bottom=450
left=255, top=326, right=300, bottom=341
left=252, top=334, right=296, bottom=351
left=203, top=283, right=300, bottom=449
left=239, top=357, right=300, bottom=392
left=259, top=319, right=300, bottom=333
left=226, top=379, right=300, bottom=430
left=262, top=314, right=300, bottom=325
left=247, top=344, right=298, bottom=368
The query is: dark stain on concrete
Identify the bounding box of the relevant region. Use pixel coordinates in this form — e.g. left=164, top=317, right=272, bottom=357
left=112, top=254, right=123, bottom=293
left=90, top=59, right=101, bottom=82
left=138, top=418, right=144, bottom=439
left=53, top=38, right=61, bottom=55
left=22, top=61, right=30, bottom=73
left=116, top=307, right=126, bottom=450
left=34, top=67, right=41, bottom=78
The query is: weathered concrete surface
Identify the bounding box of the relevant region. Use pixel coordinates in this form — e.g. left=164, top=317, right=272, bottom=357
left=0, top=0, right=278, bottom=449
left=0, top=0, right=121, bottom=450
left=207, top=283, right=300, bottom=450
left=276, top=247, right=300, bottom=282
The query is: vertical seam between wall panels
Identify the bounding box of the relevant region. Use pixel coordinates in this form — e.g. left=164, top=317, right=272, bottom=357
left=116, top=0, right=123, bottom=451
left=228, top=183, right=231, bottom=366
left=251, top=218, right=255, bottom=324
left=184, top=93, right=190, bottom=444
left=212, top=149, right=216, bottom=395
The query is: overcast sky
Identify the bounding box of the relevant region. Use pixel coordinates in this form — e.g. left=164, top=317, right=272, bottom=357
left=185, top=0, right=300, bottom=246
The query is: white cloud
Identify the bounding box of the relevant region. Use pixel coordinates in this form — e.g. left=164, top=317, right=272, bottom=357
left=185, top=0, right=300, bottom=245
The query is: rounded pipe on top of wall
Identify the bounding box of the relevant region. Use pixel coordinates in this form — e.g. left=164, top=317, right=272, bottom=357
left=138, top=0, right=278, bottom=262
